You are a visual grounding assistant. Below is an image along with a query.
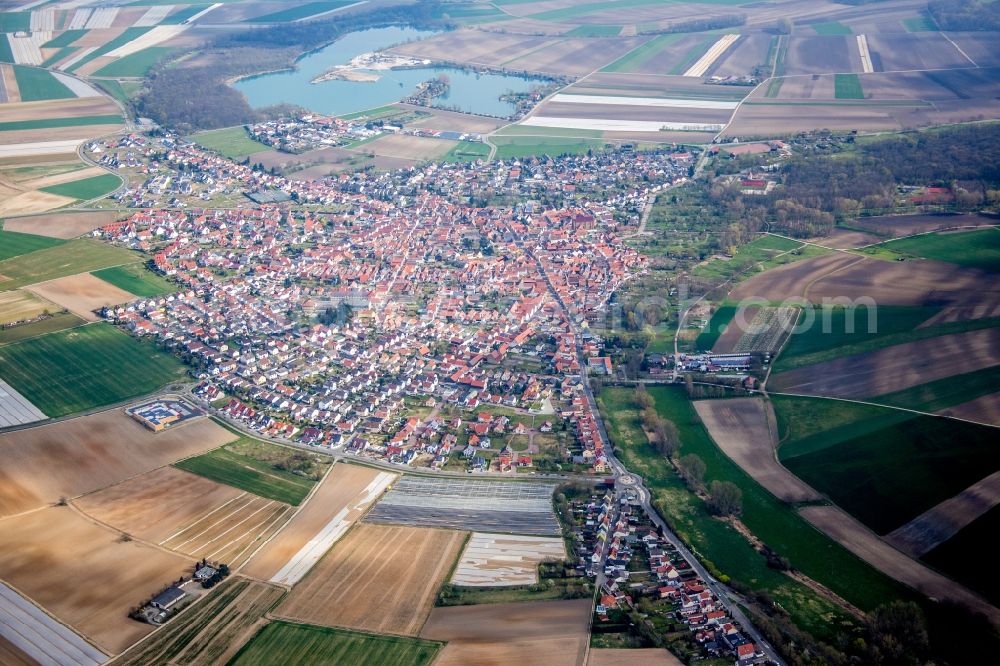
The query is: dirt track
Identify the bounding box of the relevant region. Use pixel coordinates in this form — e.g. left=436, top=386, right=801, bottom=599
left=421, top=598, right=592, bottom=666
left=768, top=327, right=1000, bottom=399
left=886, top=470, right=1000, bottom=558
left=694, top=398, right=822, bottom=503
left=0, top=410, right=233, bottom=517
left=274, top=523, right=465, bottom=636
left=799, top=505, right=1000, bottom=628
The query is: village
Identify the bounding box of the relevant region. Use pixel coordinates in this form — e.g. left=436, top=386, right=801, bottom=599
left=88, top=137, right=695, bottom=474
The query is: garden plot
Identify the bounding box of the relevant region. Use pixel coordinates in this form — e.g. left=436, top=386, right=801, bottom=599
left=365, top=476, right=561, bottom=535
left=274, top=523, right=465, bottom=637
left=451, top=533, right=566, bottom=586
left=0, top=582, right=107, bottom=666
left=242, top=463, right=395, bottom=584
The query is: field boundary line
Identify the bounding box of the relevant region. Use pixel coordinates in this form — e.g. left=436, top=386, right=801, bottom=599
left=940, top=31, right=977, bottom=67
left=159, top=492, right=249, bottom=544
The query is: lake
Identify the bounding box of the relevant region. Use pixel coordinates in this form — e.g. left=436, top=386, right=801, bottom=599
left=234, top=26, right=543, bottom=118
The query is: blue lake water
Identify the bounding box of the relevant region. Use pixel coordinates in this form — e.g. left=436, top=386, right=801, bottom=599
left=234, top=27, right=542, bottom=118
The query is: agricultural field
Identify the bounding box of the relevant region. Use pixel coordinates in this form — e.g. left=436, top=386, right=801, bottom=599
left=421, top=599, right=591, bottom=666
left=589, top=648, right=682, bottom=665
left=92, top=262, right=174, bottom=297
left=274, top=523, right=466, bottom=636
left=0, top=229, right=63, bottom=261
left=365, top=476, right=561, bottom=535
left=365, top=134, right=458, bottom=161
left=0, top=582, right=105, bottom=666
left=26, top=272, right=135, bottom=320
left=451, top=533, right=566, bottom=586
left=442, top=140, right=490, bottom=162
left=174, top=436, right=325, bottom=506
left=10, top=65, right=75, bottom=102
left=0, top=238, right=136, bottom=290
left=0, top=322, right=187, bottom=416
left=921, top=505, right=1000, bottom=607
left=0, top=311, right=84, bottom=345
left=694, top=303, right=737, bottom=351
left=871, top=228, right=1000, bottom=273
left=768, top=326, right=1000, bottom=400
left=243, top=463, right=394, bottom=584
left=775, top=395, right=1000, bottom=536
left=231, top=621, right=443, bottom=666
left=0, top=288, right=55, bottom=325
left=115, top=578, right=286, bottom=666
left=491, top=135, right=610, bottom=159
left=0, top=407, right=233, bottom=517
left=76, top=466, right=292, bottom=569
left=693, top=398, right=821, bottom=503
left=0, top=505, right=190, bottom=654
left=246, top=1, right=357, bottom=24
left=93, top=46, right=172, bottom=77
left=39, top=172, right=121, bottom=200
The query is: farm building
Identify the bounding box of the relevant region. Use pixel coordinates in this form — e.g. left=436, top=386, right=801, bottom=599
left=151, top=587, right=186, bottom=610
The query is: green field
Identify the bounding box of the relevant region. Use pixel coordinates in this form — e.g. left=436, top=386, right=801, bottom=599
left=0, top=12, right=29, bottom=33
left=495, top=125, right=604, bottom=138
left=902, top=16, right=937, bottom=32
left=0, top=312, right=86, bottom=346
left=175, top=440, right=319, bottom=505
left=0, top=322, right=186, bottom=416
left=0, top=230, right=64, bottom=262
left=42, top=30, right=88, bottom=48
left=189, top=126, right=269, bottom=160
left=873, top=228, right=1000, bottom=272
left=527, top=0, right=750, bottom=23
left=246, top=0, right=355, bottom=23
left=0, top=239, right=137, bottom=290
left=922, top=505, right=1000, bottom=606
left=163, top=4, right=210, bottom=24
left=92, top=263, right=175, bottom=297
left=443, top=140, right=491, bottom=162
left=231, top=622, right=442, bottom=666
left=601, top=33, right=684, bottom=73
left=337, top=104, right=404, bottom=121
left=40, top=47, right=78, bottom=69
left=0, top=35, right=13, bottom=64
left=94, top=47, right=173, bottom=77
left=598, top=386, right=856, bottom=639
left=834, top=73, right=864, bottom=99
left=775, top=395, right=1000, bottom=534
left=0, top=115, right=123, bottom=133
left=66, top=27, right=152, bottom=73
left=694, top=303, right=736, bottom=351
left=11, top=65, right=76, bottom=102
left=871, top=365, right=1000, bottom=413
left=40, top=173, right=122, bottom=201
left=94, top=79, right=142, bottom=105
left=492, top=136, right=608, bottom=159
left=811, top=21, right=852, bottom=35
left=688, top=234, right=825, bottom=284
left=565, top=25, right=622, bottom=37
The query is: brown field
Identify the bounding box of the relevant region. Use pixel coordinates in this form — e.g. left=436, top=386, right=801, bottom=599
left=389, top=30, right=551, bottom=68
left=274, top=523, right=465, bottom=636
left=73, top=27, right=126, bottom=48
left=114, top=577, right=285, bottom=666
left=0, top=190, right=77, bottom=217
left=808, top=227, right=882, bottom=248
left=365, top=134, right=457, bottom=161
left=504, top=37, right=650, bottom=77
left=570, top=72, right=748, bottom=100
left=18, top=166, right=104, bottom=191
left=0, top=409, right=234, bottom=518
left=799, top=505, right=1000, bottom=627
left=708, top=33, right=773, bottom=78
left=0, top=636, right=35, bottom=666
left=26, top=272, right=136, bottom=320
left=604, top=34, right=708, bottom=75
left=0, top=506, right=190, bottom=653
left=421, top=599, right=591, bottom=666
left=404, top=105, right=505, bottom=133
left=886, top=470, right=1000, bottom=558
left=242, top=463, right=392, bottom=581
left=74, top=57, right=117, bottom=78
left=533, top=100, right=732, bottom=126
left=865, top=33, right=970, bottom=72
left=851, top=213, right=998, bottom=238
left=0, top=125, right=123, bottom=146
left=0, top=97, right=120, bottom=124
left=938, top=391, right=1000, bottom=426
left=694, top=398, right=822, bottom=502
left=0, top=290, right=55, bottom=325
left=1, top=210, right=120, bottom=239
left=783, top=36, right=858, bottom=76
left=947, top=32, right=1000, bottom=68
left=767, top=74, right=837, bottom=100
left=769, top=327, right=1000, bottom=399
left=724, top=102, right=909, bottom=136
left=711, top=304, right=759, bottom=354
left=728, top=252, right=1000, bottom=309
left=589, top=648, right=682, bottom=666
left=75, top=467, right=292, bottom=569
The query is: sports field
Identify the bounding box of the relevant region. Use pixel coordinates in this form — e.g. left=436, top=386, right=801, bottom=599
left=0, top=322, right=186, bottom=416
left=92, top=262, right=174, bottom=297
left=0, top=238, right=136, bottom=289
left=232, top=622, right=443, bottom=666
left=174, top=441, right=319, bottom=505
left=0, top=229, right=63, bottom=261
